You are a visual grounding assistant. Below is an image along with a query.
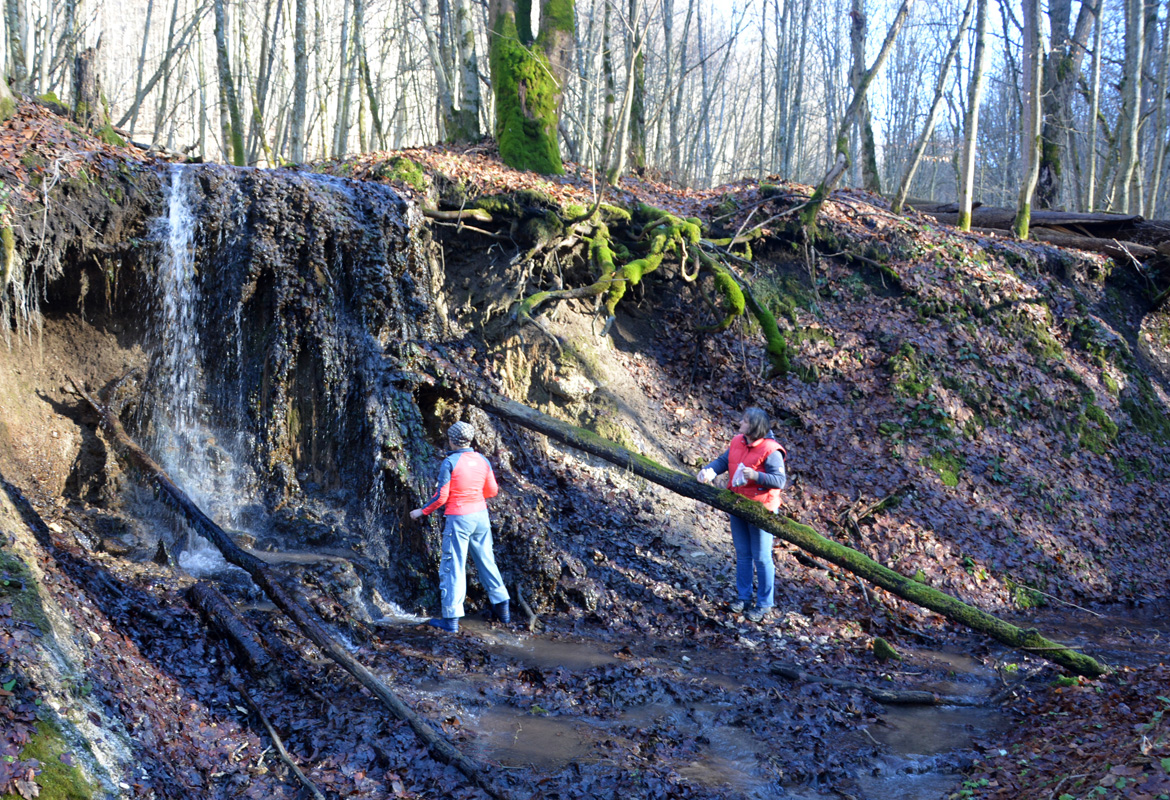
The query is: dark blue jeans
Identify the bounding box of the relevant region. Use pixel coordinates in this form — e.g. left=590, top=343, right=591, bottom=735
left=729, top=513, right=775, bottom=609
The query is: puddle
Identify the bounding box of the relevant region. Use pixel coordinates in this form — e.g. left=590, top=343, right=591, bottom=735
left=467, top=700, right=781, bottom=797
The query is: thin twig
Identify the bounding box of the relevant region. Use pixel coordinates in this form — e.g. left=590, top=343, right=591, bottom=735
left=229, top=676, right=326, bottom=800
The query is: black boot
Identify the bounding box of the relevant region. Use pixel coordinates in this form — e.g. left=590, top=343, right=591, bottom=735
left=491, top=600, right=511, bottom=624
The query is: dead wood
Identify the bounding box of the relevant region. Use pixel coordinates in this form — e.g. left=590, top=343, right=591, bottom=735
left=228, top=675, right=326, bottom=800
left=769, top=662, right=983, bottom=706
left=971, top=227, right=1158, bottom=263
left=188, top=581, right=271, bottom=673
left=423, top=207, right=494, bottom=223
left=73, top=379, right=515, bottom=800
left=466, top=387, right=1108, bottom=677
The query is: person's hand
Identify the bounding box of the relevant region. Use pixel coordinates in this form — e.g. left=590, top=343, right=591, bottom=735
left=409, top=508, right=424, bottom=520
left=697, top=467, right=715, bottom=484
left=742, top=468, right=758, bottom=483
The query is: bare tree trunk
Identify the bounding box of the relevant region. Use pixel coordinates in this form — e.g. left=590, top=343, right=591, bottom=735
left=1086, top=0, right=1103, bottom=210
left=1116, top=0, right=1145, bottom=214
left=128, top=0, right=155, bottom=135
left=452, top=0, right=481, bottom=141
left=801, top=0, right=916, bottom=227
left=627, top=0, right=646, bottom=173
left=72, top=45, right=103, bottom=130
left=332, top=0, right=353, bottom=156
left=668, top=0, right=695, bottom=181
left=289, top=0, right=309, bottom=162
left=5, top=0, right=29, bottom=91
left=607, top=0, right=645, bottom=184
left=1035, top=0, right=1097, bottom=209
left=893, top=0, right=976, bottom=214
left=1013, top=0, right=1043, bottom=238
left=958, top=0, right=990, bottom=231
left=1147, top=8, right=1170, bottom=217
left=850, top=0, right=881, bottom=193
left=213, top=0, right=245, bottom=165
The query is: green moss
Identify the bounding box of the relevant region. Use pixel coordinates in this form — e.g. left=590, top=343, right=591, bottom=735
left=1076, top=404, right=1118, bottom=454
left=6, top=720, right=96, bottom=800
left=0, top=95, right=15, bottom=123
left=873, top=637, right=901, bottom=662
left=94, top=123, right=126, bottom=147
left=0, top=551, right=50, bottom=632
left=376, top=156, right=428, bottom=192
left=923, top=449, right=964, bottom=487
left=1, top=225, right=14, bottom=291
left=1102, top=372, right=1120, bottom=395
left=490, top=11, right=564, bottom=174
left=1120, top=373, right=1170, bottom=443
left=890, top=343, right=929, bottom=399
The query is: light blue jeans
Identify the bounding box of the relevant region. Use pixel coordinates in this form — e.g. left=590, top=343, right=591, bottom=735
left=439, top=511, right=509, bottom=619
left=729, top=514, right=775, bottom=610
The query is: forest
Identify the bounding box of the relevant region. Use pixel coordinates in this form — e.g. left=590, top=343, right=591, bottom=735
left=1, top=0, right=1169, bottom=798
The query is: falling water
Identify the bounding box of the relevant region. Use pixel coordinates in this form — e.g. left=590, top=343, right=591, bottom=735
left=149, top=166, right=251, bottom=575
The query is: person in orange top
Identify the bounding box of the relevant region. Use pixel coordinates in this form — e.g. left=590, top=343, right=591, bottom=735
left=697, top=407, right=787, bottom=622
left=410, top=421, right=510, bottom=633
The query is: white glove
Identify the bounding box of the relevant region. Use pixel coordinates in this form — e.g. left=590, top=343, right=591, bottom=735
left=697, top=467, right=716, bottom=484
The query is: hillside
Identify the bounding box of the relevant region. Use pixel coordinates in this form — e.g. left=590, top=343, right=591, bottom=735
left=1, top=99, right=1168, bottom=799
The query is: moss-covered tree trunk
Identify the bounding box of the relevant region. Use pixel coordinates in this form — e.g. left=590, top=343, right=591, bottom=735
left=0, top=68, right=14, bottom=122
left=1035, top=0, right=1096, bottom=210
left=1013, top=0, right=1043, bottom=239
left=472, top=389, right=1107, bottom=677
left=488, top=0, right=574, bottom=174
left=213, top=0, right=246, bottom=166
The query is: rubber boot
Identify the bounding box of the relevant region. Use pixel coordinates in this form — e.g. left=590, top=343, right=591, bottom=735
left=426, top=617, right=459, bottom=633
left=491, top=600, right=511, bottom=624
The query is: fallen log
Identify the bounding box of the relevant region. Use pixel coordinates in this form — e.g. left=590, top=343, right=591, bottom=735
left=971, top=227, right=1158, bottom=263
left=74, top=380, right=514, bottom=800
left=769, top=661, right=982, bottom=706
left=470, top=388, right=1108, bottom=677
left=188, top=581, right=271, bottom=673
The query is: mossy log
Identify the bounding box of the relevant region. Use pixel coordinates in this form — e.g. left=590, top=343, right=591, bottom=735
left=471, top=388, right=1107, bottom=677
left=77, top=382, right=515, bottom=800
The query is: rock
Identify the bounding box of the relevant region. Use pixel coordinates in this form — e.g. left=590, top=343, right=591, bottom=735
left=545, top=372, right=596, bottom=400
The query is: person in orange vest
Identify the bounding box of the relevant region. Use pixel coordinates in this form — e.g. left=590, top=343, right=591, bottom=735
left=410, top=421, right=510, bottom=633
left=697, top=407, right=787, bottom=622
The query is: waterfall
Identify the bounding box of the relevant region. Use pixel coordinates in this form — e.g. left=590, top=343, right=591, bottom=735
left=149, top=166, right=252, bottom=576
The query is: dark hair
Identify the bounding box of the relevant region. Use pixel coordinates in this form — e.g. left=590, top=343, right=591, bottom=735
left=741, top=407, right=771, bottom=442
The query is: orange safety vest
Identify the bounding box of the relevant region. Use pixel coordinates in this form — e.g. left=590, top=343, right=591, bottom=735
left=727, top=434, right=786, bottom=512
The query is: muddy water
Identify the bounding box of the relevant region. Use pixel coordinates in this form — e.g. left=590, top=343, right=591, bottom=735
left=405, top=604, right=1170, bottom=799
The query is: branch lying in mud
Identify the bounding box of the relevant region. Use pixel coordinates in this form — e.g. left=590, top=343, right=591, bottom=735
left=73, top=380, right=516, bottom=800
left=769, top=662, right=983, bottom=706
left=228, top=675, right=327, bottom=800
left=468, top=388, right=1108, bottom=678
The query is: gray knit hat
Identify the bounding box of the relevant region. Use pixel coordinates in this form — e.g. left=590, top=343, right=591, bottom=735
left=447, top=421, right=475, bottom=448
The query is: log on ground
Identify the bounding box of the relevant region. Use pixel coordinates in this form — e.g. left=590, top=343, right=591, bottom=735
left=470, top=388, right=1107, bottom=678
